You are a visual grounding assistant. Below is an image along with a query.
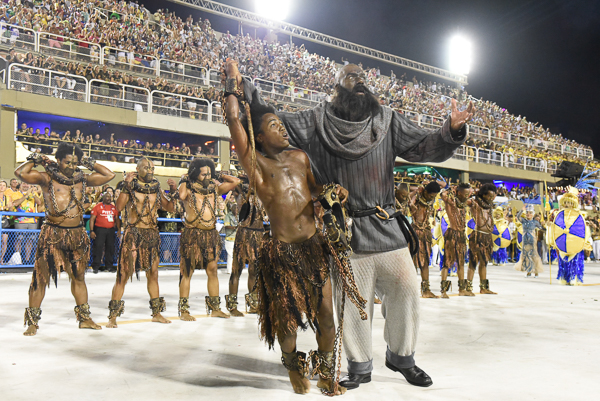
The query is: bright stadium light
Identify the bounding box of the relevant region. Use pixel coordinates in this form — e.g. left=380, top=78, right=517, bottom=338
left=255, top=0, right=291, bottom=21
left=448, top=35, right=472, bottom=75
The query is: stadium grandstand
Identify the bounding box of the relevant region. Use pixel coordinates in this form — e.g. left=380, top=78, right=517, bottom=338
left=0, top=0, right=597, bottom=269
left=1, top=2, right=599, bottom=401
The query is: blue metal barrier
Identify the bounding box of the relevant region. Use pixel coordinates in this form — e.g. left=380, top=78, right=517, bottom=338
left=0, top=212, right=226, bottom=269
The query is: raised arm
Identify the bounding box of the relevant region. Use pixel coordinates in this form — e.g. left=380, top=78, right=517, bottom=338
left=224, top=59, right=316, bottom=149
left=82, top=156, right=116, bottom=187
left=116, top=172, right=135, bottom=212
left=216, top=174, right=242, bottom=196
left=159, top=178, right=177, bottom=213
left=14, top=155, right=50, bottom=186
left=392, top=99, right=472, bottom=163
left=225, top=93, right=263, bottom=186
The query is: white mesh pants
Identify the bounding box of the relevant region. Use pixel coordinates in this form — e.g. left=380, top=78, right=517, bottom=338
left=333, top=248, right=420, bottom=374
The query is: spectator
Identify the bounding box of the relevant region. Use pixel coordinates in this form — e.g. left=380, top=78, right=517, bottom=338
left=90, top=191, right=120, bottom=274
left=0, top=180, right=14, bottom=264
left=11, top=182, right=42, bottom=264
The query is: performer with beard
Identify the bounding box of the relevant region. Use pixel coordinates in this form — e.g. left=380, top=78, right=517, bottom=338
left=409, top=181, right=441, bottom=298
left=468, top=183, right=498, bottom=294
left=224, top=82, right=366, bottom=396
left=107, top=158, right=177, bottom=328
left=16, top=144, right=115, bottom=336
left=226, top=188, right=266, bottom=317
left=439, top=183, right=473, bottom=297
left=224, top=60, right=473, bottom=389
left=175, top=158, right=240, bottom=320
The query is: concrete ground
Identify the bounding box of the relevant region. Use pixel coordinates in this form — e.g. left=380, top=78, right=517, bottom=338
left=1, top=262, right=599, bottom=401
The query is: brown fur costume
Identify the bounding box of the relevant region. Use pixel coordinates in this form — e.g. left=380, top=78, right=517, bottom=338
left=231, top=226, right=264, bottom=278
left=412, top=226, right=433, bottom=271
left=257, top=232, right=331, bottom=349
left=30, top=224, right=90, bottom=291
left=469, top=231, right=493, bottom=267
left=443, top=227, right=467, bottom=270
left=117, top=226, right=160, bottom=281
left=179, top=227, right=221, bottom=278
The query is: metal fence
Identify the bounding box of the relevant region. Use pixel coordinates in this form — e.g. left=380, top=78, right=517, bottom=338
left=0, top=212, right=227, bottom=269
left=88, top=78, right=149, bottom=111
left=8, top=63, right=88, bottom=101
left=150, top=90, right=211, bottom=120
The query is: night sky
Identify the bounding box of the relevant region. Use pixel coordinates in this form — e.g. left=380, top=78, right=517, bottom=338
left=149, top=0, right=600, bottom=154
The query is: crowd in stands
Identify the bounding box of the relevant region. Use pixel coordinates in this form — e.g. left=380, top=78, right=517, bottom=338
left=0, top=0, right=596, bottom=172
left=15, top=122, right=219, bottom=167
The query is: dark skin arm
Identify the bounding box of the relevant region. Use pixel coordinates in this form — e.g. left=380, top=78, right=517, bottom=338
left=115, top=172, right=135, bottom=212
left=89, top=214, right=97, bottom=239
left=14, top=157, right=51, bottom=186
left=216, top=174, right=242, bottom=196
left=160, top=178, right=177, bottom=213
left=86, top=161, right=116, bottom=187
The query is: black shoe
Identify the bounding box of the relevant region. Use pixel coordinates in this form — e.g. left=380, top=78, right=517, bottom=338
left=385, top=359, right=432, bottom=387
left=339, top=372, right=371, bottom=389
left=92, top=267, right=99, bottom=274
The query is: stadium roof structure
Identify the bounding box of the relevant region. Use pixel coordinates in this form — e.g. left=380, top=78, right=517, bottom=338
left=168, top=0, right=469, bottom=85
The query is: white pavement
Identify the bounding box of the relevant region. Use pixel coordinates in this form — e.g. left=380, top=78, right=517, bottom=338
left=1, top=262, right=599, bottom=401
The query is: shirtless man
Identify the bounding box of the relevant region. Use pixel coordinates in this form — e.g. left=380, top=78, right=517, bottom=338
left=176, top=158, right=240, bottom=320
left=439, top=183, right=473, bottom=297
left=224, top=71, right=364, bottom=395
left=409, top=181, right=441, bottom=298
left=468, top=183, right=498, bottom=294
left=226, top=188, right=266, bottom=316
left=395, top=183, right=410, bottom=218
left=107, top=158, right=177, bottom=327
left=16, top=144, right=115, bottom=336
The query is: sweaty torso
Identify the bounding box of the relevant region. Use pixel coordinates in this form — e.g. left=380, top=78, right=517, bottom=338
left=444, top=193, right=466, bottom=230
left=183, top=188, right=217, bottom=230
left=256, top=150, right=316, bottom=243
left=125, top=191, right=161, bottom=229
left=472, top=197, right=493, bottom=233
left=409, top=193, right=434, bottom=230
left=42, top=174, right=85, bottom=227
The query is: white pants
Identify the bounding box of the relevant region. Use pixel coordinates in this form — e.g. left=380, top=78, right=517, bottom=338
left=431, top=244, right=440, bottom=266
left=225, top=240, right=235, bottom=274
left=593, top=240, right=600, bottom=261
left=333, top=248, right=420, bottom=374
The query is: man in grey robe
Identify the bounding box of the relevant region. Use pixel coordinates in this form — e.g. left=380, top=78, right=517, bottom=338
left=224, top=61, right=473, bottom=389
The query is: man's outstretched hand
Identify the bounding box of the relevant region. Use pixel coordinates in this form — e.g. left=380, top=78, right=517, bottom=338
left=222, top=59, right=242, bottom=86
left=450, top=99, right=475, bottom=131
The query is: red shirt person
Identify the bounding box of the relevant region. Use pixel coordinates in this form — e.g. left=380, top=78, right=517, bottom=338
left=90, top=192, right=120, bottom=273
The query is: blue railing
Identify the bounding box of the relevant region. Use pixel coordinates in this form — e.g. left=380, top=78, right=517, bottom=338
left=0, top=212, right=227, bottom=269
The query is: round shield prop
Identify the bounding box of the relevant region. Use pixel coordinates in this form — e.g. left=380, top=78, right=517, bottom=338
left=493, top=223, right=512, bottom=249
left=552, top=209, right=586, bottom=256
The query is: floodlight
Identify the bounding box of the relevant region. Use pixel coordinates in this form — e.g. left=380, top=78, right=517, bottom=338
left=255, top=0, right=291, bottom=21
left=448, top=35, right=472, bottom=75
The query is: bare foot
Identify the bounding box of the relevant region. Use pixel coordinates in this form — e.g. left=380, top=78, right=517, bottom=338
left=23, top=325, right=37, bottom=336
left=421, top=290, right=439, bottom=299
left=288, top=370, right=310, bottom=394
left=459, top=289, right=475, bottom=297
left=317, top=377, right=347, bottom=396
left=210, top=309, right=230, bottom=318
left=180, top=311, right=196, bottom=321
left=79, top=319, right=102, bottom=330
left=440, top=292, right=449, bottom=299
left=152, top=313, right=172, bottom=324
left=374, top=297, right=382, bottom=304
left=229, top=308, right=244, bottom=317
left=480, top=288, right=497, bottom=295
left=106, top=317, right=118, bottom=328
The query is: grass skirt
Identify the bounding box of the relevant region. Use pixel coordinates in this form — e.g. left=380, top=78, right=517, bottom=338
left=117, top=226, right=160, bottom=282
left=469, top=231, right=493, bottom=267
left=231, top=226, right=264, bottom=278
left=179, top=227, right=221, bottom=278
left=30, top=224, right=90, bottom=291
left=443, top=228, right=467, bottom=271
left=412, top=225, right=432, bottom=271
